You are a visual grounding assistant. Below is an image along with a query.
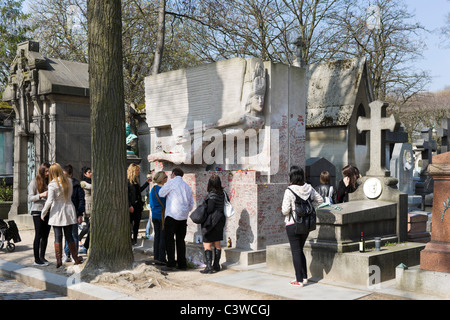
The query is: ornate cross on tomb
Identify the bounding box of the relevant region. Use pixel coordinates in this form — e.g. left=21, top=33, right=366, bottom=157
left=6, top=41, right=47, bottom=135
left=357, top=100, right=399, bottom=177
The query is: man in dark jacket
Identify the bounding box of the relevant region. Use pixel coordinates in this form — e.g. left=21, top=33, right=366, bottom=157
left=63, top=164, right=85, bottom=261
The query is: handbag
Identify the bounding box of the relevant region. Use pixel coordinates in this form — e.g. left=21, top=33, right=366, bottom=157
left=190, top=202, right=208, bottom=224
left=223, top=191, right=235, bottom=218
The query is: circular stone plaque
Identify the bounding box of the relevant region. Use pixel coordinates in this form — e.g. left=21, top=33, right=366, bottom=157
left=363, top=178, right=382, bottom=199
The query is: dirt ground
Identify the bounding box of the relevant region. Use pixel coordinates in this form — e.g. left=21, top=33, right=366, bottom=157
left=0, top=225, right=285, bottom=300
left=0, top=225, right=410, bottom=300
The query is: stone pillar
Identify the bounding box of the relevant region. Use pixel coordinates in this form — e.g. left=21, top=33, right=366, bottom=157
left=420, top=151, right=450, bottom=272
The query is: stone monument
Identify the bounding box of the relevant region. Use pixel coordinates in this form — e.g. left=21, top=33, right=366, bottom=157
left=145, top=57, right=306, bottom=256
left=396, top=152, right=450, bottom=298
left=2, top=41, right=91, bottom=225
left=420, top=151, right=450, bottom=272
left=0, top=118, right=13, bottom=181
left=389, top=143, right=414, bottom=195
left=437, top=118, right=449, bottom=154
left=352, top=100, right=408, bottom=242
left=413, top=127, right=437, bottom=198
left=305, top=57, right=372, bottom=179
left=267, top=100, right=424, bottom=286
left=305, top=157, right=336, bottom=188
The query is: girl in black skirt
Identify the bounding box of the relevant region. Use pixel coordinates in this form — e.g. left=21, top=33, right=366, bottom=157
left=200, top=174, right=226, bottom=274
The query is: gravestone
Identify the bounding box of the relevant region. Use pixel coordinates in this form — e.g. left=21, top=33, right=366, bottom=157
left=385, top=126, right=409, bottom=171
left=2, top=41, right=91, bottom=225
left=266, top=100, right=423, bottom=286
left=305, top=157, right=336, bottom=188
left=389, top=143, right=414, bottom=195
left=390, top=143, right=431, bottom=242
left=437, top=118, right=449, bottom=154
left=413, top=128, right=437, bottom=208
left=356, top=100, right=400, bottom=177
left=420, top=151, right=450, bottom=272
left=352, top=100, right=408, bottom=242
left=145, top=58, right=306, bottom=252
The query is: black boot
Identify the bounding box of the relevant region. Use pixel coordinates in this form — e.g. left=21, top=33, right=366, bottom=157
left=200, top=250, right=213, bottom=274
left=213, top=248, right=222, bottom=272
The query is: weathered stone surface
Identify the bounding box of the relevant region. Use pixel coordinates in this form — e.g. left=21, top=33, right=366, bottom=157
left=420, top=152, right=450, bottom=272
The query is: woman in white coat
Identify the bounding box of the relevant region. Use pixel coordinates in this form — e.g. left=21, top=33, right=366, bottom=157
left=281, top=166, right=323, bottom=287
left=41, top=163, right=83, bottom=268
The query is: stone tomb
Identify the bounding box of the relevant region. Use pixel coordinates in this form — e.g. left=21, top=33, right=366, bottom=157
left=267, top=100, right=425, bottom=286
left=305, top=57, right=372, bottom=180
left=437, top=118, right=449, bottom=154
left=389, top=142, right=415, bottom=195
left=2, top=41, right=91, bottom=225
left=396, top=152, right=450, bottom=298
left=305, top=157, right=336, bottom=188
left=145, top=58, right=306, bottom=262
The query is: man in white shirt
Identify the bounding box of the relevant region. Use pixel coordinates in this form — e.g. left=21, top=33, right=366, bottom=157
left=159, top=167, right=194, bottom=270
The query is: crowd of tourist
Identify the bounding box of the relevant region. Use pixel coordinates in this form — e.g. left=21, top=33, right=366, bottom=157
left=27, top=161, right=360, bottom=286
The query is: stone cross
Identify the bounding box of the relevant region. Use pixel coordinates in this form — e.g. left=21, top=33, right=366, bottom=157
left=293, top=36, right=305, bottom=68
left=357, top=100, right=399, bottom=176
left=437, top=118, right=450, bottom=154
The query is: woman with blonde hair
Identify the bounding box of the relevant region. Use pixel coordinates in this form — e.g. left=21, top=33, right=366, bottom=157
left=41, top=163, right=82, bottom=268
left=128, top=163, right=151, bottom=245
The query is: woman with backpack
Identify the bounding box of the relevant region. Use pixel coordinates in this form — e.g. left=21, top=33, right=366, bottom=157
left=281, top=166, right=323, bottom=287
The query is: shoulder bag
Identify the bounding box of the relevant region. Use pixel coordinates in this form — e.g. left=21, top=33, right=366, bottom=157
left=223, top=191, right=235, bottom=218
left=154, top=189, right=166, bottom=230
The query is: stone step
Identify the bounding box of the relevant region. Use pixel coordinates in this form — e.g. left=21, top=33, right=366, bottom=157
left=266, top=242, right=426, bottom=286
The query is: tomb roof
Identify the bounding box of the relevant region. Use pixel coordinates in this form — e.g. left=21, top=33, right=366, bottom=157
left=306, top=57, right=372, bottom=128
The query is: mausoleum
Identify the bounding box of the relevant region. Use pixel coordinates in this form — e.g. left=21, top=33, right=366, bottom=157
left=2, top=41, right=91, bottom=225
left=305, top=57, right=373, bottom=177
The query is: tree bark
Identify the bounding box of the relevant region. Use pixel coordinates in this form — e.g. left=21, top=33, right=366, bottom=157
left=81, top=0, right=133, bottom=279
left=152, top=0, right=166, bottom=75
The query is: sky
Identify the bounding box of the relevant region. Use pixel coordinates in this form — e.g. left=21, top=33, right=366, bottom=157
left=406, top=0, right=450, bottom=92
left=22, top=0, right=449, bottom=92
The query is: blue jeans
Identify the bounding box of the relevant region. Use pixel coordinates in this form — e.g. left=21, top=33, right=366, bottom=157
left=152, top=219, right=166, bottom=262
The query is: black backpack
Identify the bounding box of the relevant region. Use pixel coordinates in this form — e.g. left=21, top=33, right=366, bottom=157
left=287, top=188, right=316, bottom=234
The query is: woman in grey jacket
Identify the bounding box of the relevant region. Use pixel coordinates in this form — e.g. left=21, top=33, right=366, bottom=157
left=28, top=162, right=51, bottom=266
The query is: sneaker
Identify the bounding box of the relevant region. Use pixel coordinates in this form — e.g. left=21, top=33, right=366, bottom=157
left=79, top=247, right=87, bottom=254
left=289, top=280, right=304, bottom=287
left=303, top=278, right=308, bottom=285
left=63, top=254, right=71, bottom=263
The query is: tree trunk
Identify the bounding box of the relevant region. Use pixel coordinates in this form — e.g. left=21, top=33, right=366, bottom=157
left=152, top=0, right=166, bottom=75
left=81, top=0, right=133, bottom=279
